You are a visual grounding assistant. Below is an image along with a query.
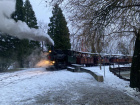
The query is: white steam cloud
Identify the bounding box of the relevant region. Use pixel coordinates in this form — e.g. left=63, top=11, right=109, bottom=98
left=0, top=0, right=54, bottom=45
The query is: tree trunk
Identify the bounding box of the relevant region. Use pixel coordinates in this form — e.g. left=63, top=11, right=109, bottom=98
left=91, top=42, right=96, bottom=53
left=130, top=30, right=140, bottom=90
left=19, top=59, right=24, bottom=68
left=17, top=54, right=24, bottom=68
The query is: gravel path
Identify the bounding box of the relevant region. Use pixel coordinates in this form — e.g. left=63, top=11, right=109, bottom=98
left=34, top=79, right=140, bottom=105
left=0, top=68, right=139, bottom=105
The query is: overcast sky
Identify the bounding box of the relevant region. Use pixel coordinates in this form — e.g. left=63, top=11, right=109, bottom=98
left=29, top=0, right=73, bottom=34
left=29, top=0, right=52, bottom=24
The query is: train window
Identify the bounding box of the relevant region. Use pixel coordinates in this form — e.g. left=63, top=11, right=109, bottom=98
left=78, top=53, right=81, bottom=57
left=87, top=54, right=90, bottom=57
left=82, top=54, right=85, bottom=57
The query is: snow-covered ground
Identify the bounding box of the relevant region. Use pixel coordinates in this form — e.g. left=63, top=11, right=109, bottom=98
left=86, top=66, right=140, bottom=99
left=0, top=68, right=94, bottom=104
left=0, top=66, right=140, bottom=104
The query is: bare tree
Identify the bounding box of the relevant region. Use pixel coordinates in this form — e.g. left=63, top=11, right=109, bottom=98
left=38, top=21, right=49, bottom=51
left=47, top=0, right=140, bottom=90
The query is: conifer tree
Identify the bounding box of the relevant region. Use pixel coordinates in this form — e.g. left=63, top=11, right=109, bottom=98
left=11, top=0, right=40, bottom=68
left=24, top=0, right=40, bottom=67
left=24, top=0, right=40, bottom=51
left=0, top=0, right=40, bottom=69
left=11, top=0, right=24, bottom=22
left=48, top=4, right=71, bottom=50
left=10, top=0, right=28, bottom=67
left=24, top=0, right=38, bottom=29
left=0, top=33, right=17, bottom=71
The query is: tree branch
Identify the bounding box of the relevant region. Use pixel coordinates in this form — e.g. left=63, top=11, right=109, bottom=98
left=116, top=4, right=140, bottom=8
left=105, top=31, right=135, bottom=36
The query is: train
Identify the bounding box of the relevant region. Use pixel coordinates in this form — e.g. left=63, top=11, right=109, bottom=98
left=46, top=48, right=132, bottom=69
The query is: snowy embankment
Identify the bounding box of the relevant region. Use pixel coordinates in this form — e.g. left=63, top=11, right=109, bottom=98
left=0, top=66, right=139, bottom=104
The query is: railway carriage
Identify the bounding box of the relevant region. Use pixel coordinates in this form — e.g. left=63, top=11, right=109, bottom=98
left=46, top=47, right=132, bottom=69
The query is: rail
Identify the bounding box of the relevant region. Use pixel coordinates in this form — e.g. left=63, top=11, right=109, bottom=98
left=109, top=67, right=130, bottom=81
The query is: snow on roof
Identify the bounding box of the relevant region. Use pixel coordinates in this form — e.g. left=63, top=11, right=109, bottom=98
left=74, top=50, right=129, bottom=56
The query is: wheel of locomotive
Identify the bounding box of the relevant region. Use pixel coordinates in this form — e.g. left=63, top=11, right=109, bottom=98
left=62, top=61, right=67, bottom=69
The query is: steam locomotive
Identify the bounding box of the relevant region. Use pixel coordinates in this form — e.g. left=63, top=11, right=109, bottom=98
left=46, top=47, right=132, bottom=69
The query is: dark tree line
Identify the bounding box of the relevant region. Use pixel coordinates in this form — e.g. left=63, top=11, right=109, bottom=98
left=0, top=0, right=40, bottom=70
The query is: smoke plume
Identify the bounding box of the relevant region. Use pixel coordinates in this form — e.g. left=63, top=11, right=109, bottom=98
left=0, top=0, right=54, bottom=45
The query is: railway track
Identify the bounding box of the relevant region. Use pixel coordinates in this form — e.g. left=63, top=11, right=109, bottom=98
left=109, top=67, right=131, bottom=81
